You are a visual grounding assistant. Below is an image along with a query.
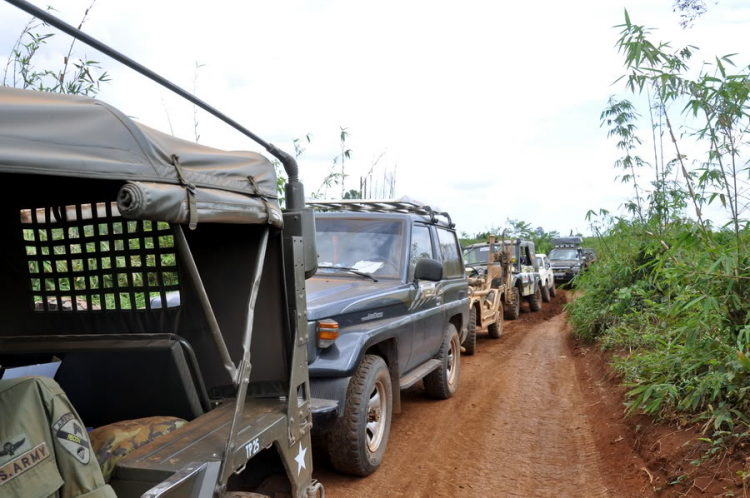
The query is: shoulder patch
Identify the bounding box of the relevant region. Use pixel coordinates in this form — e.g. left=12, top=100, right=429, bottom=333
left=52, top=412, right=90, bottom=464
left=0, top=442, right=50, bottom=485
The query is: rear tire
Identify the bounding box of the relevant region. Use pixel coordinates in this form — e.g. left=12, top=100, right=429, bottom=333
left=503, top=287, right=520, bottom=320
left=487, top=311, right=502, bottom=339
left=327, top=355, right=392, bottom=476
left=541, top=282, right=551, bottom=303
left=424, top=324, right=460, bottom=399
left=463, top=307, right=477, bottom=355
left=528, top=284, right=542, bottom=312
left=549, top=280, right=557, bottom=298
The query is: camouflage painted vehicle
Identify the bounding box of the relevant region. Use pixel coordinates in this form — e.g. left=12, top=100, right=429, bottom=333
left=463, top=238, right=543, bottom=321
left=461, top=235, right=511, bottom=355
left=0, top=3, right=329, bottom=497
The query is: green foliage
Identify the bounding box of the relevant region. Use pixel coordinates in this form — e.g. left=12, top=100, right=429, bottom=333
left=569, top=12, right=750, bottom=435
left=673, top=0, right=710, bottom=29
left=27, top=220, right=178, bottom=311
left=570, top=216, right=750, bottom=430
left=3, top=1, right=110, bottom=97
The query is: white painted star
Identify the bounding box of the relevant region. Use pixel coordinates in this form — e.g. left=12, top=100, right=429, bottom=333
left=294, top=443, right=307, bottom=475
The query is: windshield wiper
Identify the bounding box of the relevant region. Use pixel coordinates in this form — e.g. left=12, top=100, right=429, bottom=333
left=317, top=266, right=379, bottom=282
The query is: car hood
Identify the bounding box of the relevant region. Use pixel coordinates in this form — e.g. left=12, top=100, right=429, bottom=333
left=306, top=276, right=409, bottom=321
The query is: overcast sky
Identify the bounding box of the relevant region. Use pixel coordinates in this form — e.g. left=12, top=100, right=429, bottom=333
left=2, top=0, right=749, bottom=236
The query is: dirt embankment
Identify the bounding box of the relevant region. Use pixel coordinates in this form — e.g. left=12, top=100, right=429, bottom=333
left=573, top=336, right=750, bottom=497
left=314, top=291, right=664, bottom=497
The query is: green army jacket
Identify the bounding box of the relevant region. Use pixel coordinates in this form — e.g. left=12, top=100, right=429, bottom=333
left=0, top=376, right=116, bottom=498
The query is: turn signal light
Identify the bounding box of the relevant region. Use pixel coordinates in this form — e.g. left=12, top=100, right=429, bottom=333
left=317, top=319, right=339, bottom=348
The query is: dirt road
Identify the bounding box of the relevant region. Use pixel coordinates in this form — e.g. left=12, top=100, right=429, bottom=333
left=314, top=293, right=653, bottom=497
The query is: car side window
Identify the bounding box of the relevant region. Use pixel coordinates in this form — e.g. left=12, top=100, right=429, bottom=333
left=436, top=228, right=463, bottom=279
left=409, top=224, right=434, bottom=280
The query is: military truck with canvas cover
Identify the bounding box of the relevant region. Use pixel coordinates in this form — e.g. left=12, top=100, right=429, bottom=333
left=461, top=235, right=509, bottom=355
left=463, top=238, right=543, bottom=320
left=304, top=199, right=469, bottom=476
left=0, top=39, right=330, bottom=498
left=549, top=236, right=585, bottom=284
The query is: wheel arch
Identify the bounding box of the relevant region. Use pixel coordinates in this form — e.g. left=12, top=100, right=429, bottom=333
left=364, top=338, right=401, bottom=414
left=448, top=313, right=463, bottom=337
left=472, top=300, right=482, bottom=316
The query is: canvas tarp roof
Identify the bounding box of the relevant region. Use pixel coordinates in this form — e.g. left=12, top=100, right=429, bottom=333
left=0, top=86, right=282, bottom=227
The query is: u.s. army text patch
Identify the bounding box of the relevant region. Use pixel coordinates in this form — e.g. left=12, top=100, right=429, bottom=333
left=0, top=442, right=50, bottom=485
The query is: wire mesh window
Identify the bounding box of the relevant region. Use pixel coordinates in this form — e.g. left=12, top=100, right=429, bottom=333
left=20, top=202, right=180, bottom=312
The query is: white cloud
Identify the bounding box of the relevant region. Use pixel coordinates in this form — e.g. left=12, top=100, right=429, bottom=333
left=1, top=0, right=748, bottom=235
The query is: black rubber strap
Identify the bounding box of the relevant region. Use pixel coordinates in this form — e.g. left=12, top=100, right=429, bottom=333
left=171, top=155, right=198, bottom=229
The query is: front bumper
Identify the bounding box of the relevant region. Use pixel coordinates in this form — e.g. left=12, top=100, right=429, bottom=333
left=552, top=269, right=579, bottom=282
left=309, top=376, right=350, bottom=435
left=311, top=398, right=339, bottom=435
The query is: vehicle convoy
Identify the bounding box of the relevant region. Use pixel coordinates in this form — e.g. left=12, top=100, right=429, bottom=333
left=304, top=198, right=469, bottom=477
left=549, top=236, right=585, bottom=284
left=461, top=235, right=510, bottom=355
left=535, top=253, right=557, bottom=303
left=0, top=3, right=328, bottom=497
left=463, top=238, right=543, bottom=320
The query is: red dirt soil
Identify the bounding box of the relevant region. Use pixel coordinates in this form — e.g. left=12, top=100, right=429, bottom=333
left=313, top=290, right=748, bottom=497
left=573, top=334, right=750, bottom=497
left=312, top=292, right=627, bottom=496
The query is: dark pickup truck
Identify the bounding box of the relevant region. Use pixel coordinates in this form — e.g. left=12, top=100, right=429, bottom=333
left=549, top=236, right=585, bottom=284
left=305, top=199, right=469, bottom=476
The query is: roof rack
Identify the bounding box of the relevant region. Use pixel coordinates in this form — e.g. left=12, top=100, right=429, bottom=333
left=307, top=196, right=454, bottom=228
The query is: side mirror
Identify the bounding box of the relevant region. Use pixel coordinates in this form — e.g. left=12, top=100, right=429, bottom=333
left=414, top=258, right=443, bottom=282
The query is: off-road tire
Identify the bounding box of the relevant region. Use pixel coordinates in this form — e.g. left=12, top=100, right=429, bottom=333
left=528, top=284, right=542, bottom=312
left=503, top=287, right=520, bottom=320
left=463, top=307, right=477, bottom=355
left=487, top=311, right=502, bottom=339
left=549, top=280, right=557, bottom=298
left=327, top=354, right=392, bottom=476
left=541, top=281, right=551, bottom=303
left=424, top=324, right=460, bottom=399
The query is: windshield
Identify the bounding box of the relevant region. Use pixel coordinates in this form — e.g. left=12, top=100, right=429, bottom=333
left=549, top=249, right=579, bottom=261
left=316, top=218, right=404, bottom=279
left=463, top=246, right=496, bottom=265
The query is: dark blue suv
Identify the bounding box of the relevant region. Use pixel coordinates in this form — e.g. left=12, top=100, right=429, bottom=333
left=306, top=200, right=469, bottom=476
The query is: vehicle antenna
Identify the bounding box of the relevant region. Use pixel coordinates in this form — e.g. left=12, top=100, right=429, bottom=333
left=4, top=0, right=306, bottom=208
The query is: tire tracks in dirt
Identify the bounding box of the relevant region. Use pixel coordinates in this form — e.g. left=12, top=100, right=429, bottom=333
left=315, top=293, right=652, bottom=497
